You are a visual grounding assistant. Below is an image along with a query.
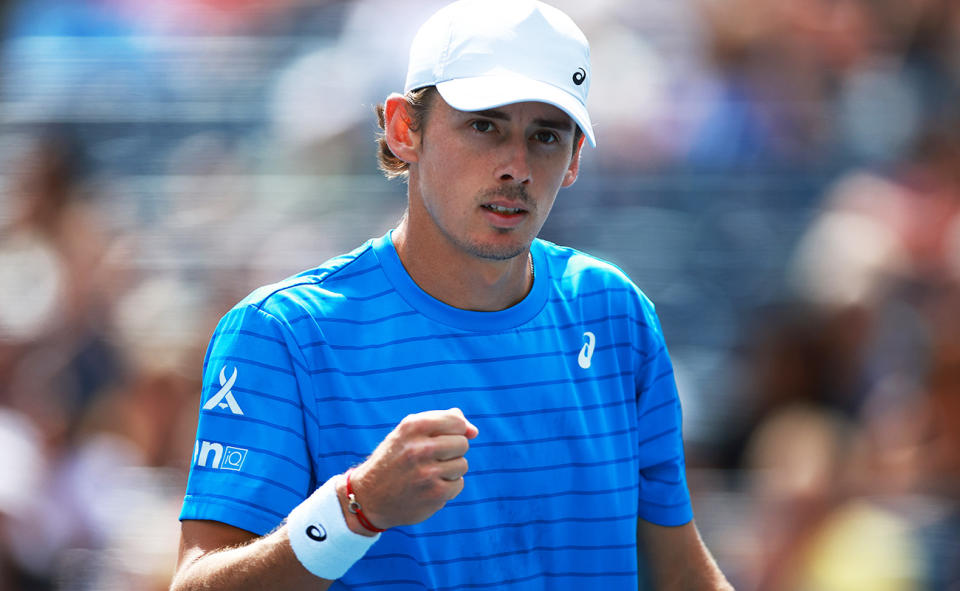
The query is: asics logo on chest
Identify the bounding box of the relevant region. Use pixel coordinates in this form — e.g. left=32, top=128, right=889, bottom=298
left=578, top=332, right=596, bottom=369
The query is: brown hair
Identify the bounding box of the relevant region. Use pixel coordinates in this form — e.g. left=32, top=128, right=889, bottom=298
left=375, top=86, right=585, bottom=180
left=375, top=87, right=437, bottom=179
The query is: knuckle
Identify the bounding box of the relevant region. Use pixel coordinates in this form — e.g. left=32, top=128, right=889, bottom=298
left=401, top=441, right=429, bottom=464
left=446, top=478, right=465, bottom=501
left=426, top=479, right=449, bottom=503
left=397, top=416, right=430, bottom=439
left=414, top=462, right=434, bottom=483
left=397, top=414, right=417, bottom=434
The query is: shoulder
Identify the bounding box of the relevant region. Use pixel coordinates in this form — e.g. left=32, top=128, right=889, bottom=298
left=536, top=239, right=665, bottom=338
left=231, top=239, right=383, bottom=324
left=537, top=239, right=653, bottom=306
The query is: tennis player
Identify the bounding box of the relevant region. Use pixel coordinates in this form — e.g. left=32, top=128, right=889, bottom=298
left=171, top=1, right=733, bottom=589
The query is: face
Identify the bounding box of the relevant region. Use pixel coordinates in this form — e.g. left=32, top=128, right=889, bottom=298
left=406, top=96, right=582, bottom=262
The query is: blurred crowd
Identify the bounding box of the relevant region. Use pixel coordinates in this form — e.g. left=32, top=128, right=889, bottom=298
left=0, top=0, right=958, bottom=590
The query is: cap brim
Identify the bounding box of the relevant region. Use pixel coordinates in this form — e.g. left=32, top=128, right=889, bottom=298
left=435, top=76, right=596, bottom=148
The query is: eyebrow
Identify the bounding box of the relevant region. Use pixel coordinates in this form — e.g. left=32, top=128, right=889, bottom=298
left=472, top=108, right=574, bottom=132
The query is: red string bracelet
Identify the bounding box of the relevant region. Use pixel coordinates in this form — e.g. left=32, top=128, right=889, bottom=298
left=345, top=468, right=386, bottom=533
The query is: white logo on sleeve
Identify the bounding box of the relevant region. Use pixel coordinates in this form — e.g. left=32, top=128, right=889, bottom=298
left=194, top=440, right=248, bottom=471
left=578, top=332, right=596, bottom=369
left=202, top=366, right=243, bottom=415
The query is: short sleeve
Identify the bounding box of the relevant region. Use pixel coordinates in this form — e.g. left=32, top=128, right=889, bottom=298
left=179, top=302, right=317, bottom=535
left=633, top=297, right=693, bottom=526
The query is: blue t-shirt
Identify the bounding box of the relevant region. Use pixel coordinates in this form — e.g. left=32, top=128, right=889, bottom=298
left=180, top=231, right=692, bottom=589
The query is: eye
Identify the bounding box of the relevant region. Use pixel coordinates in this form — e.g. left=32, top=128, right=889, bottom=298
left=534, top=130, right=560, bottom=144
left=470, top=120, right=495, bottom=133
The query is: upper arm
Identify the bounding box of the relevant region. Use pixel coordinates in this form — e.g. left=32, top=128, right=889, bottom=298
left=180, top=303, right=315, bottom=535
left=633, top=297, right=693, bottom=526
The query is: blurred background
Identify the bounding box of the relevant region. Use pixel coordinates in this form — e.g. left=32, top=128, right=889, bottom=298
left=0, top=0, right=957, bottom=589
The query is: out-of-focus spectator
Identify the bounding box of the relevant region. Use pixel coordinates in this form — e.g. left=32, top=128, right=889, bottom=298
left=919, top=335, right=960, bottom=588
left=714, top=116, right=960, bottom=589
left=0, top=128, right=125, bottom=430
left=0, top=128, right=130, bottom=590
left=805, top=128, right=960, bottom=281
left=691, top=0, right=960, bottom=168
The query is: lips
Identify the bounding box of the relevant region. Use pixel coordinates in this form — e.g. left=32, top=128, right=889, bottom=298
left=482, top=203, right=526, bottom=215
left=480, top=201, right=529, bottom=228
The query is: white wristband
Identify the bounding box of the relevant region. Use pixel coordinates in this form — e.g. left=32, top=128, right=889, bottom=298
left=287, top=476, right=380, bottom=580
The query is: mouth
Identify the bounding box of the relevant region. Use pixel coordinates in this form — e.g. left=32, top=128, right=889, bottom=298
left=479, top=202, right=529, bottom=228
left=480, top=203, right=530, bottom=232
left=481, top=204, right=527, bottom=215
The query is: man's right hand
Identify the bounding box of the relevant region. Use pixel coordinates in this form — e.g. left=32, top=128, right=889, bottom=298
left=338, top=408, right=479, bottom=531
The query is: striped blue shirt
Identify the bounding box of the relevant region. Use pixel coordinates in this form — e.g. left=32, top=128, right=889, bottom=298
left=180, top=231, right=692, bottom=589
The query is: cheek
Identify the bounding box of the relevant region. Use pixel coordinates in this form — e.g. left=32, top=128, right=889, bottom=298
left=417, top=154, right=477, bottom=219
left=422, top=145, right=483, bottom=191
left=533, top=158, right=572, bottom=194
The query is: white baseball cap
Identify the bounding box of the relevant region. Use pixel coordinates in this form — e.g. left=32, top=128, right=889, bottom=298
left=404, top=0, right=596, bottom=147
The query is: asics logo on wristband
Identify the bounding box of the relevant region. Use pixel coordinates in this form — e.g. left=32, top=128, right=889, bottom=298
left=203, top=366, right=244, bottom=415
left=287, top=478, right=379, bottom=579
left=306, top=524, right=327, bottom=542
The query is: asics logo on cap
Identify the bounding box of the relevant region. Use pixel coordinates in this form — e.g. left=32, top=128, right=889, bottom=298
left=403, top=0, right=596, bottom=147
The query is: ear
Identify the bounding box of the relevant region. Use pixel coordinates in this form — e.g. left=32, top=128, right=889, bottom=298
left=560, top=134, right=585, bottom=188
left=384, top=93, right=420, bottom=164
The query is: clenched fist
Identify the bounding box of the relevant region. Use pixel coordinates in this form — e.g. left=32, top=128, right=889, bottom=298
left=340, top=408, right=479, bottom=531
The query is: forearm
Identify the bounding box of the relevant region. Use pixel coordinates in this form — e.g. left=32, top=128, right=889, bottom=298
left=638, top=519, right=733, bottom=590
left=172, top=409, right=477, bottom=590
left=647, top=547, right=732, bottom=591
left=172, top=475, right=379, bottom=591
left=170, top=525, right=333, bottom=591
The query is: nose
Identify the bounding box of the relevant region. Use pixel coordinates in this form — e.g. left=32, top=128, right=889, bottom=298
left=495, top=137, right=532, bottom=185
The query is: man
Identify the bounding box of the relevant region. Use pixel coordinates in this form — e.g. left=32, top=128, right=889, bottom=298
left=172, top=1, right=733, bottom=589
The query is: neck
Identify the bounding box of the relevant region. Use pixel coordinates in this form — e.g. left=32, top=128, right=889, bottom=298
left=391, top=218, right=534, bottom=312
